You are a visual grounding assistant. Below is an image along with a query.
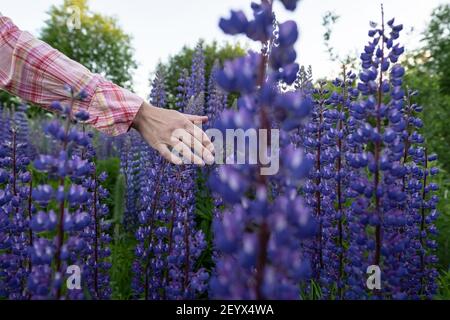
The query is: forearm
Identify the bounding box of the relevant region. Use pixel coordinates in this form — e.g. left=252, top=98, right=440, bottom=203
left=0, top=14, right=214, bottom=165
left=0, top=15, right=143, bottom=136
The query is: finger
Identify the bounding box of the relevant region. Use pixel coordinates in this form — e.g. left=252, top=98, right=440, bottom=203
left=173, top=128, right=213, bottom=160
left=185, top=114, right=208, bottom=124
left=183, top=129, right=214, bottom=164
left=170, top=137, right=205, bottom=166
left=184, top=122, right=215, bottom=155
left=173, top=129, right=214, bottom=164
left=157, top=144, right=183, bottom=165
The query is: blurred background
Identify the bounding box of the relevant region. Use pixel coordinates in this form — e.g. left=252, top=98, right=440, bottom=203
left=1, top=0, right=447, bottom=97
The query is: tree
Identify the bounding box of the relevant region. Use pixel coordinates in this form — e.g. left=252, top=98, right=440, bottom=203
left=154, top=41, right=246, bottom=109
left=322, top=11, right=340, bottom=62
left=40, top=0, right=137, bottom=89
left=403, top=4, right=450, bottom=271
left=404, top=4, right=450, bottom=173
left=424, top=5, right=450, bottom=92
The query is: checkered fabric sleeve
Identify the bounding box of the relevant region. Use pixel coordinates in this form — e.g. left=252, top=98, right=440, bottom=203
left=0, top=15, right=143, bottom=136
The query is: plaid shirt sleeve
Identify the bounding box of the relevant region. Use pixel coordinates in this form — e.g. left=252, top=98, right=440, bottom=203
left=0, top=15, right=143, bottom=136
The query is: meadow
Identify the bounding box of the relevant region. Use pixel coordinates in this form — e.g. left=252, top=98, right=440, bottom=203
left=0, top=0, right=449, bottom=300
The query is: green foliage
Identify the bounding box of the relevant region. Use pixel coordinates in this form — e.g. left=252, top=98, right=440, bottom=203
left=402, top=5, right=450, bottom=280
left=155, top=41, right=246, bottom=109
left=404, top=4, right=450, bottom=173
left=301, top=280, right=323, bottom=300
left=436, top=269, right=450, bottom=299
left=0, top=91, right=21, bottom=108
left=112, top=174, right=126, bottom=242
left=110, top=233, right=137, bottom=299
left=0, top=90, right=52, bottom=117
left=322, top=11, right=340, bottom=62
left=194, top=169, right=215, bottom=273
left=108, top=170, right=134, bottom=299
left=431, top=165, right=450, bottom=270
left=423, top=5, right=450, bottom=93
left=96, top=157, right=121, bottom=213
left=113, top=174, right=126, bottom=224
left=404, top=65, right=450, bottom=173
left=40, top=0, right=137, bottom=89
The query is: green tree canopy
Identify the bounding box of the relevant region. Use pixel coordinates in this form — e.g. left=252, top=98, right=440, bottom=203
left=154, top=41, right=246, bottom=109
left=403, top=4, right=450, bottom=270
left=423, top=5, right=450, bottom=92
left=40, top=0, right=137, bottom=89
left=404, top=4, right=450, bottom=173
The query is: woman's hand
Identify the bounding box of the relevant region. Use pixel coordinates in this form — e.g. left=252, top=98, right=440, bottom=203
left=131, top=101, right=215, bottom=166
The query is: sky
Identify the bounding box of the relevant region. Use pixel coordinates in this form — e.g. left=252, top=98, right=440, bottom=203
left=1, top=0, right=447, bottom=97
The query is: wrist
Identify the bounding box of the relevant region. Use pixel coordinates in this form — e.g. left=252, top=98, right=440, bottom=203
left=132, top=101, right=148, bottom=131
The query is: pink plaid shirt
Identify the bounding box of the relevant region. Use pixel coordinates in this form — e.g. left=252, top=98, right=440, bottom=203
left=0, top=15, right=143, bottom=136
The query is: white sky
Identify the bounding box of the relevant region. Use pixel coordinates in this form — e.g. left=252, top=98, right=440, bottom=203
left=1, top=0, right=447, bottom=97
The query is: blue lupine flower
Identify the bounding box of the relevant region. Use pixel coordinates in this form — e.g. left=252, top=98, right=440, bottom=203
left=0, top=105, right=34, bottom=299
left=219, top=10, right=249, bottom=35
left=130, top=70, right=208, bottom=300
left=210, top=0, right=316, bottom=300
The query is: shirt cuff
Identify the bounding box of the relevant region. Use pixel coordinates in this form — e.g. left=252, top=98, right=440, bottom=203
left=73, top=79, right=144, bottom=136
